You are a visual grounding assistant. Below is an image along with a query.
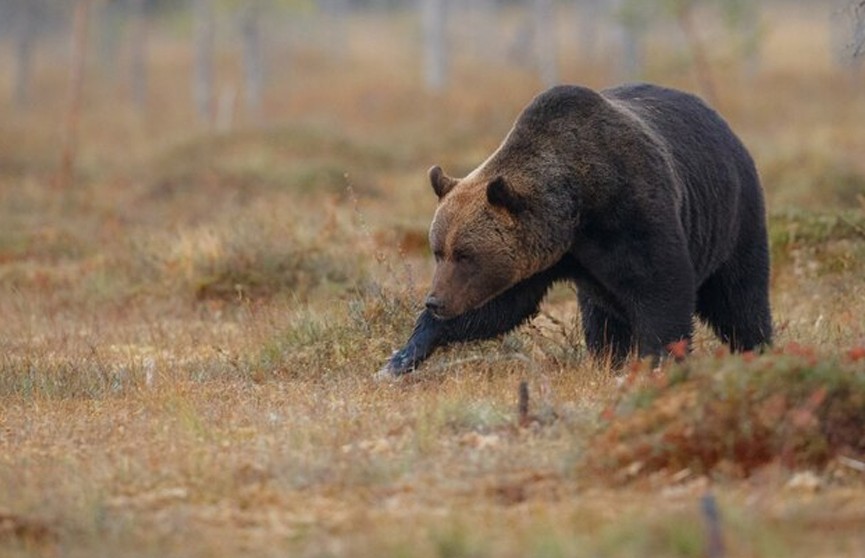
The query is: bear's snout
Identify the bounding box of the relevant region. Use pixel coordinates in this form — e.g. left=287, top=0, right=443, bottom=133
left=425, top=294, right=446, bottom=318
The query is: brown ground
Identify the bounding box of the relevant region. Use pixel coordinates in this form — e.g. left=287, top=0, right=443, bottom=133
left=1, top=4, right=864, bottom=557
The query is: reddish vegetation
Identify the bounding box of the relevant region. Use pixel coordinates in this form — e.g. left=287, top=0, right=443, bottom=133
left=589, top=346, right=865, bottom=480
left=847, top=346, right=865, bottom=362
left=666, top=339, right=690, bottom=361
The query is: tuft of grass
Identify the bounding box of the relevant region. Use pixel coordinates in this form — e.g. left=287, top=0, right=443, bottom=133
left=769, top=209, right=865, bottom=275
left=770, top=209, right=865, bottom=249
left=0, top=353, right=145, bottom=399
left=120, top=205, right=371, bottom=304
left=430, top=523, right=490, bottom=558
left=761, top=148, right=865, bottom=208
left=249, top=281, right=417, bottom=382
left=589, top=348, right=865, bottom=479
left=144, top=126, right=398, bottom=202
left=594, top=509, right=705, bottom=558
left=190, top=242, right=351, bottom=303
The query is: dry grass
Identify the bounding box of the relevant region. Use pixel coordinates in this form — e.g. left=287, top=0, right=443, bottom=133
left=1, top=4, right=865, bottom=557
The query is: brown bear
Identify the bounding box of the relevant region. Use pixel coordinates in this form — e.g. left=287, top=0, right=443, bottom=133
left=381, top=83, right=772, bottom=376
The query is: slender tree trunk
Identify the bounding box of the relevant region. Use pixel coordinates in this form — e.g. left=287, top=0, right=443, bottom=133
left=319, top=0, right=349, bottom=59
left=620, top=27, right=643, bottom=81
left=241, top=4, right=264, bottom=123
left=194, top=0, right=215, bottom=125
left=739, top=2, right=762, bottom=81
left=421, top=0, right=447, bottom=92
left=97, top=0, right=123, bottom=79
left=575, top=0, right=602, bottom=66
left=58, top=0, right=91, bottom=190
left=533, top=0, right=558, bottom=86
left=13, top=0, right=35, bottom=108
left=613, top=0, right=645, bottom=81
left=463, top=0, right=496, bottom=62
left=676, top=3, right=718, bottom=105
left=129, top=0, right=148, bottom=111
left=216, top=85, right=237, bottom=133
left=853, top=0, right=865, bottom=58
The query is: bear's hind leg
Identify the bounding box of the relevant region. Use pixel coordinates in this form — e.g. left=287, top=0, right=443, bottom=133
left=696, top=261, right=772, bottom=353
left=579, top=292, right=633, bottom=368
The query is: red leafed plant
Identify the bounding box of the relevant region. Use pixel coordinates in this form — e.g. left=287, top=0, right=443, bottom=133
left=588, top=345, right=865, bottom=480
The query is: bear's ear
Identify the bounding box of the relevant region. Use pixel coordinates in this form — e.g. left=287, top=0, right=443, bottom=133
left=429, top=165, right=458, bottom=199
left=486, top=177, right=526, bottom=213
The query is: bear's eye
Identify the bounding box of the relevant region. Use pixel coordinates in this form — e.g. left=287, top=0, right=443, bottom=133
left=452, top=250, right=472, bottom=263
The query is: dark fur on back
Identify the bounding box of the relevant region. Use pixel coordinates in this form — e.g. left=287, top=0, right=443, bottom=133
left=382, top=83, right=772, bottom=376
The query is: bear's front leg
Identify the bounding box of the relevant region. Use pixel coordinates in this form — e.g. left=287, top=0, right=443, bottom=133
left=576, top=226, right=696, bottom=363
left=379, top=310, right=443, bottom=376
left=378, top=262, right=568, bottom=377
left=627, top=265, right=696, bottom=361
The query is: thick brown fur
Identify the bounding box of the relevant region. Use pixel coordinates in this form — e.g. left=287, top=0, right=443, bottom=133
left=383, top=83, right=772, bottom=376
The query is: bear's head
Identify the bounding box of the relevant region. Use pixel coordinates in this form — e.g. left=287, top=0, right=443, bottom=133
left=424, top=164, right=567, bottom=320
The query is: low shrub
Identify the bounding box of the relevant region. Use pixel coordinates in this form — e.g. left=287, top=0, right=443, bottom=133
left=589, top=347, right=865, bottom=479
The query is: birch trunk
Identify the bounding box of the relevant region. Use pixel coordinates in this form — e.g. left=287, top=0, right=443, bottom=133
left=421, top=0, right=447, bottom=92
left=241, top=4, right=264, bottom=123
left=13, top=0, right=35, bottom=107
left=533, top=0, right=558, bottom=86
left=193, top=0, right=215, bottom=124
left=58, top=0, right=91, bottom=190
left=129, top=0, right=148, bottom=111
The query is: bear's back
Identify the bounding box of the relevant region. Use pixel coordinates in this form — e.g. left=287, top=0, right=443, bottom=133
left=600, top=83, right=758, bottom=199
left=601, top=83, right=763, bottom=282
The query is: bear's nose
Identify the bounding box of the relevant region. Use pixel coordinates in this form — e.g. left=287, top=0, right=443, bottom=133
left=425, top=295, right=444, bottom=315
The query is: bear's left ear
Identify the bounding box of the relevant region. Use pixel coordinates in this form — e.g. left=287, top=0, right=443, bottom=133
left=486, top=177, right=526, bottom=213
left=429, top=165, right=458, bottom=199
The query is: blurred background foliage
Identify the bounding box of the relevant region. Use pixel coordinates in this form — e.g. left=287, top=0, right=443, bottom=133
left=0, top=0, right=863, bottom=308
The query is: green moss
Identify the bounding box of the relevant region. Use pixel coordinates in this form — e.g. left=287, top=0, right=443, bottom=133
left=769, top=210, right=865, bottom=247
left=769, top=210, right=865, bottom=274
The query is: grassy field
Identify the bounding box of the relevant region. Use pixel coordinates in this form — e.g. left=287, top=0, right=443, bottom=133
left=2, top=5, right=865, bottom=557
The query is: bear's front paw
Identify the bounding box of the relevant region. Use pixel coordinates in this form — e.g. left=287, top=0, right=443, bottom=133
left=374, top=348, right=416, bottom=381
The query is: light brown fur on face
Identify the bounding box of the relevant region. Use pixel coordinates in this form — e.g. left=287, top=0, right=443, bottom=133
left=426, top=175, right=524, bottom=319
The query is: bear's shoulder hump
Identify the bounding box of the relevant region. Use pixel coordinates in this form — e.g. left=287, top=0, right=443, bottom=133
left=523, top=85, right=605, bottom=122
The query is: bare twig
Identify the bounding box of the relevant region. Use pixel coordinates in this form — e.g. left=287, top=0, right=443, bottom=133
left=676, top=3, right=718, bottom=106
left=836, top=212, right=865, bottom=238
left=838, top=455, right=865, bottom=472
left=855, top=1, right=865, bottom=57
left=193, top=0, right=215, bottom=124
left=57, top=0, right=91, bottom=190
left=701, top=492, right=726, bottom=558
left=518, top=381, right=529, bottom=427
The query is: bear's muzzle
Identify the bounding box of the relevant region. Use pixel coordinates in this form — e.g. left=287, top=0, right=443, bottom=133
left=424, top=294, right=447, bottom=319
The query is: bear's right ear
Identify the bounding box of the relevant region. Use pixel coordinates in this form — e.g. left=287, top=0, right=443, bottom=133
left=429, top=165, right=458, bottom=199
left=486, top=176, right=526, bottom=214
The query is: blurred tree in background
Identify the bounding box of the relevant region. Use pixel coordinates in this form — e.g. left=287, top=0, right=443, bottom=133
left=420, top=0, right=447, bottom=92
left=831, top=0, right=865, bottom=81
left=1, top=0, right=863, bottom=124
